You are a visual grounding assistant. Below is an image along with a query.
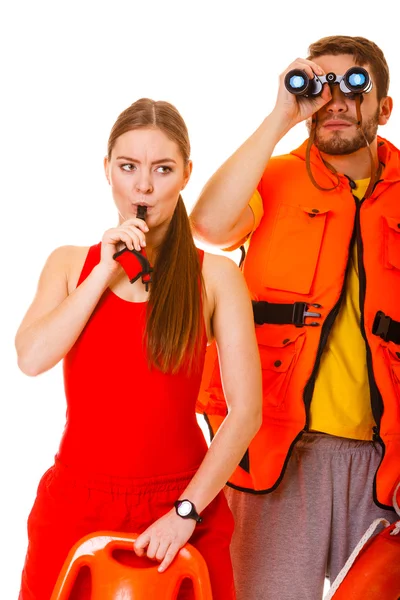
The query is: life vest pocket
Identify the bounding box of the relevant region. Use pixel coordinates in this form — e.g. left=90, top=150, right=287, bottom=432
left=263, top=204, right=330, bottom=295
left=255, top=325, right=305, bottom=410
left=383, top=216, right=400, bottom=270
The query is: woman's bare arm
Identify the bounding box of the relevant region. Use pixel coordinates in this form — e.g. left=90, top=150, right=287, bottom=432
left=15, top=245, right=113, bottom=376
left=134, top=253, right=263, bottom=570
left=15, top=217, right=149, bottom=376
left=177, top=252, right=262, bottom=509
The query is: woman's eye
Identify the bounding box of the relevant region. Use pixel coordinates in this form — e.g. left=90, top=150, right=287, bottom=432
left=121, top=164, right=135, bottom=172
left=156, top=166, right=172, bottom=174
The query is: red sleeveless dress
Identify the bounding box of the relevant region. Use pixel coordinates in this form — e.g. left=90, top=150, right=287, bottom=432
left=58, top=242, right=208, bottom=477
left=19, top=243, right=235, bottom=600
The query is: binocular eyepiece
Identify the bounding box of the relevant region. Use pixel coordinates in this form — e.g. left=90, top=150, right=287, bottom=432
left=284, top=67, right=372, bottom=97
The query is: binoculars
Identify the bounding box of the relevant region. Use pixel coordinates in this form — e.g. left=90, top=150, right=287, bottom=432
left=284, top=67, right=372, bottom=97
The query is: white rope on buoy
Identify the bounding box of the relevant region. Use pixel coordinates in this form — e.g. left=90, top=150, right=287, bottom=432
left=323, top=518, right=390, bottom=600
left=324, top=481, right=400, bottom=600
left=391, top=481, right=400, bottom=535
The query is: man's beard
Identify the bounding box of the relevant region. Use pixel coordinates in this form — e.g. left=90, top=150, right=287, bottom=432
left=307, top=108, right=380, bottom=155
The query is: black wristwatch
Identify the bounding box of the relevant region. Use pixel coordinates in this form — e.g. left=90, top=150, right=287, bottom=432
left=174, top=499, right=203, bottom=523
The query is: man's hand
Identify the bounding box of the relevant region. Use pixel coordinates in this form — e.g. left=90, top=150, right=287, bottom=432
left=272, top=58, right=332, bottom=133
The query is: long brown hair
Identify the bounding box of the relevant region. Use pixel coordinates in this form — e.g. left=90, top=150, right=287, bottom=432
left=107, top=98, right=204, bottom=374
left=308, top=36, right=390, bottom=101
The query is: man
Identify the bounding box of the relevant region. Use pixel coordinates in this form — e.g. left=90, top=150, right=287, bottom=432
left=191, top=36, right=400, bottom=599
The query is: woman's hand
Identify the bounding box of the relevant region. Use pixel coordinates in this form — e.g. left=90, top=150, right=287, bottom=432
left=134, top=509, right=196, bottom=572
left=100, top=218, right=149, bottom=272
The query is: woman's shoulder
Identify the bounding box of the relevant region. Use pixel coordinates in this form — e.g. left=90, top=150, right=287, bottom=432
left=44, top=244, right=93, bottom=291
left=45, top=244, right=91, bottom=271
left=202, top=250, right=244, bottom=293
left=202, top=250, right=241, bottom=276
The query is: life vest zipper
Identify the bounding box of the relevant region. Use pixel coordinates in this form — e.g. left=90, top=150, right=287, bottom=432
left=356, top=191, right=391, bottom=510
left=356, top=196, right=384, bottom=429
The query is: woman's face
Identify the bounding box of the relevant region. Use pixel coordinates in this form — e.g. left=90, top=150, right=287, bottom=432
left=105, top=127, right=192, bottom=232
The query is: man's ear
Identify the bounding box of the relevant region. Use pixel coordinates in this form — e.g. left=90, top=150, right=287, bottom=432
left=379, top=95, right=393, bottom=126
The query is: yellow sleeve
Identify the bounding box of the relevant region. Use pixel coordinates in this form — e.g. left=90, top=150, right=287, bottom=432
left=223, top=190, right=264, bottom=252
left=249, top=189, right=264, bottom=230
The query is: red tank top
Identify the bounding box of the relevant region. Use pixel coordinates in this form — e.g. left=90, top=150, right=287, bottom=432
left=58, top=243, right=208, bottom=477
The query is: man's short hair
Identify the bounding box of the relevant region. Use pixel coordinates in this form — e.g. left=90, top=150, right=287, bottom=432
left=308, top=36, right=389, bottom=100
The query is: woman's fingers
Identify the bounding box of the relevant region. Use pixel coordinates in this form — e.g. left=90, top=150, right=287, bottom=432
left=155, top=539, right=170, bottom=562
left=133, top=531, right=150, bottom=557
left=158, top=542, right=182, bottom=573
left=119, top=224, right=146, bottom=249
left=146, top=536, right=161, bottom=561
left=123, top=217, right=149, bottom=232
left=115, top=231, right=136, bottom=250
left=134, top=530, right=183, bottom=570
left=133, top=511, right=195, bottom=572
left=103, top=227, right=144, bottom=252
left=134, top=531, right=177, bottom=567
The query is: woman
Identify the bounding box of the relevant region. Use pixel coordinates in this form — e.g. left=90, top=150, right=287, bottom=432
left=16, top=98, right=262, bottom=599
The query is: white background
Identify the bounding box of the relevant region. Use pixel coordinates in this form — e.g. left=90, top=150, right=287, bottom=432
left=1, top=1, right=399, bottom=597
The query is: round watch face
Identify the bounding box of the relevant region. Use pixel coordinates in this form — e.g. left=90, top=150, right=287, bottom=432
left=178, top=500, right=192, bottom=517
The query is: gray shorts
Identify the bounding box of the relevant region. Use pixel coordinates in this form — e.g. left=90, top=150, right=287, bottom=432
left=225, top=433, right=398, bottom=600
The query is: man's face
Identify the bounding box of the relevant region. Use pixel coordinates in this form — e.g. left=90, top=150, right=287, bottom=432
left=307, top=54, right=383, bottom=155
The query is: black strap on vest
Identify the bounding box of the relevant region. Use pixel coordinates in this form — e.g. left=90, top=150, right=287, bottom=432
left=238, top=449, right=250, bottom=473
left=252, top=301, right=322, bottom=328
left=372, top=311, right=400, bottom=344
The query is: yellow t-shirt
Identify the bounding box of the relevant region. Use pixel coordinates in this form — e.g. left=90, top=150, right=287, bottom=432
left=310, top=178, right=375, bottom=439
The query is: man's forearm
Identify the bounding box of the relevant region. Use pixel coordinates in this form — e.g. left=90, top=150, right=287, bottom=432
left=191, top=110, right=287, bottom=245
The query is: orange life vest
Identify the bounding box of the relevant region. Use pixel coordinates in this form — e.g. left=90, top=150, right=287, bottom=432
left=197, top=136, right=400, bottom=509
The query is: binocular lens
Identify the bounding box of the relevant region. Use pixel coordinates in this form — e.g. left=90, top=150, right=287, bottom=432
left=284, top=69, right=310, bottom=95
left=289, top=75, right=306, bottom=89
left=343, top=67, right=371, bottom=94
left=348, top=72, right=366, bottom=88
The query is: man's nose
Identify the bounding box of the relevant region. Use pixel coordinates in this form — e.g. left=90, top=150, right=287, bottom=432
left=325, top=84, right=348, bottom=114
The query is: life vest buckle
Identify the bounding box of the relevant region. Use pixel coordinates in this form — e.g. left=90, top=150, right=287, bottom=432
left=252, top=301, right=322, bottom=327
left=293, top=302, right=322, bottom=327
left=372, top=311, right=393, bottom=342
